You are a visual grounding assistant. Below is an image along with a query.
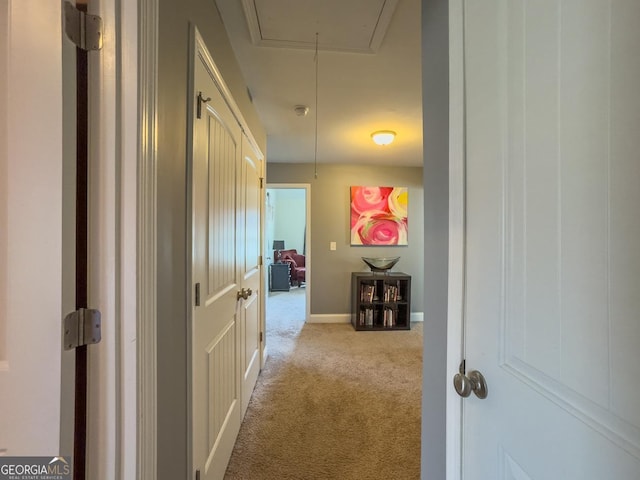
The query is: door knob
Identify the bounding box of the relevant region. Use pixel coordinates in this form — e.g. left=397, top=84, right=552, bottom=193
left=453, top=361, right=488, bottom=399
left=236, top=288, right=252, bottom=301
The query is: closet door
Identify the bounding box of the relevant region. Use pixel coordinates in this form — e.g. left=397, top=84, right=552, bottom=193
left=238, top=133, right=264, bottom=417
left=191, top=35, right=242, bottom=480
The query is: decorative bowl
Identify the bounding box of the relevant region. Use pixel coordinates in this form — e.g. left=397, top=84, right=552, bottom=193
left=361, top=256, right=400, bottom=272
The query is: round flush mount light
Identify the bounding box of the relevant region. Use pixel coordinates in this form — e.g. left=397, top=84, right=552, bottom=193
left=371, top=130, right=396, bottom=146
left=294, top=105, right=310, bottom=117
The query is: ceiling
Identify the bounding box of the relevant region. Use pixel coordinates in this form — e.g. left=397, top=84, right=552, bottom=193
left=215, top=0, right=423, bottom=167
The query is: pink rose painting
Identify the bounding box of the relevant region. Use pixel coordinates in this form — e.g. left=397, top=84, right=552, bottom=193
left=350, top=186, right=408, bottom=245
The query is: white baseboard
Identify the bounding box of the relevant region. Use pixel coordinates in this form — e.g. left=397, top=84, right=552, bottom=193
left=307, top=313, right=350, bottom=324
left=307, top=312, right=424, bottom=324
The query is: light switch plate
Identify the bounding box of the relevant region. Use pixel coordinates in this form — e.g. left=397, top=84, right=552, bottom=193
left=330, top=242, right=336, bottom=251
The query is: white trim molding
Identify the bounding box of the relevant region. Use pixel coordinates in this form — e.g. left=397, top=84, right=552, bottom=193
left=307, top=314, right=351, bottom=324
left=446, top=1, right=466, bottom=479
left=138, top=0, right=158, bottom=478
left=265, top=183, right=311, bottom=325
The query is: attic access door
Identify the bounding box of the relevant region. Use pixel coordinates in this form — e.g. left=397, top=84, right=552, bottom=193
left=455, top=1, right=640, bottom=478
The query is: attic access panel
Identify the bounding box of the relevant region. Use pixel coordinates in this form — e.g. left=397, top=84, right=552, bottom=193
left=241, top=0, right=399, bottom=53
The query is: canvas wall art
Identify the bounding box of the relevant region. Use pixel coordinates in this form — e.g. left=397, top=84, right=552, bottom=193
left=350, top=186, right=408, bottom=245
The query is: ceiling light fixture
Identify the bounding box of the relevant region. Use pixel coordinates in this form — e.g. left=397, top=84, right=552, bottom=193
left=371, top=130, right=396, bottom=146
left=294, top=105, right=309, bottom=117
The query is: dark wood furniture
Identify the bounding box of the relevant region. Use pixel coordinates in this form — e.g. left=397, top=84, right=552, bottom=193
left=351, top=272, right=411, bottom=330
left=269, top=262, right=290, bottom=292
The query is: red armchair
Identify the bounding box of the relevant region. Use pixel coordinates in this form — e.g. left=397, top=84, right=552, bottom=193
left=279, top=249, right=306, bottom=286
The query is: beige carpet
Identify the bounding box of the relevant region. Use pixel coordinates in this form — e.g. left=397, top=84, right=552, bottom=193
left=225, top=287, right=422, bottom=479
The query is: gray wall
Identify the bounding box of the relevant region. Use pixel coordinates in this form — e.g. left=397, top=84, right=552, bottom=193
left=267, top=163, right=424, bottom=316
left=421, top=0, right=449, bottom=478
left=157, top=1, right=266, bottom=478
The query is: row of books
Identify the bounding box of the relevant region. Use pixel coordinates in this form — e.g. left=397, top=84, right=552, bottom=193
left=383, top=284, right=402, bottom=302
left=358, top=307, right=400, bottom=327
left=383, top=307, right=396, bottom=327
left=359, top=282, right=403, bottom=303
left=359, top=284, right=377, bottom=302
left=359, top=308, right=375, bottom=326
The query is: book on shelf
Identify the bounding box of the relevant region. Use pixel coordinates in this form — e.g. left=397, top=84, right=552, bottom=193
left=359, top=308, right=375, bottom=327
left=383, top=307, right=395, bottom=327
left=383, top=285, right=394, bottom=302
left=360, top=284, right=376, bottom=303
left=359, top=282, right=405, bottom=304
left=383, top=282, right=403, bottom=302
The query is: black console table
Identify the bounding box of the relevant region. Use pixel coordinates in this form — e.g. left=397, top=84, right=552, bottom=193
left=269, top=263, right=290, bottom=292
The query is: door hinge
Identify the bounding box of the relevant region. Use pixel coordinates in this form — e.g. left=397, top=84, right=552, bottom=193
left=63, top=308, right=101, bottom=350
left=64, top=1, right=103, bottom=51
left=260, top=331, right=263, bottom=343
left=197, top=92, right=211, bottom=119
left=259, top=177, right=264, bottom=188
left=195, top=282, right=201, bottom=307
left=258, top=255, right=263, bottom=266
left=195, top=470, right=200, bottom=480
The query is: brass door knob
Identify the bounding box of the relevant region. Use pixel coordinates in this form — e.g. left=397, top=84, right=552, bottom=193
left=236, top=288, right=252, bottom=301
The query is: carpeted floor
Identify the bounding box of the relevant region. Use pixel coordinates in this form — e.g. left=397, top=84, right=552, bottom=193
left=224, top=287, right=422, bottom=479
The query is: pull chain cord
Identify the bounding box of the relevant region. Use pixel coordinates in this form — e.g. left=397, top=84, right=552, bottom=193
left=314, top=32, right=319, bottom=179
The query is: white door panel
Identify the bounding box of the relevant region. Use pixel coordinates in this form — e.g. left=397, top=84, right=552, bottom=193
left=239, top=134, right=263, bottom=417
left=1, top=0, right=65, bottom=456
left=241, top=292, right=259, bottom=389
left=459, top=0, right=640, bottom=478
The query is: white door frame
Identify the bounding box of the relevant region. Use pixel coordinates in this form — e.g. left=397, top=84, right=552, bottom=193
left=86, top=0, right=159, bottom=477
left=264, top=183, right=312, bottom=328
left=137, top=0, right=159, bottom=478
left=84, top=0, right=155, bottom=478
left=135, top=0, right=159, bottom=480
left=446, top=1, right=466, bottom=479
left=85, top=0, right=141, bottom=477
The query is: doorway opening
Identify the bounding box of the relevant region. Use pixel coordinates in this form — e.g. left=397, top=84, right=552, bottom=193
left=265, top=184, right=310, bottom=355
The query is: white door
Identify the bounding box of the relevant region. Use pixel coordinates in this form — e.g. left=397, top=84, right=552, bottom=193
left=458, top=1, right=640, bottom=478
left=191, top=45, right=243, bottom=480
left=3, top=2, right=137, bottom=475
left=238, top=134, right=264, bottom=416
left=1, top=0, right=74, bottom=457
